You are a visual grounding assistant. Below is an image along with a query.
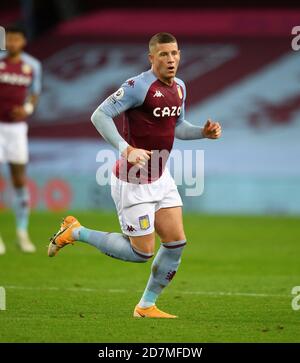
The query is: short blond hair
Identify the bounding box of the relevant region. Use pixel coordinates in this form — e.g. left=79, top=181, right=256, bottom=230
left=149, top=32, right=177, bottom=52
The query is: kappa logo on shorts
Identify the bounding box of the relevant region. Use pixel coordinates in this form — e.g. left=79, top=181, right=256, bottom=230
left=126, top=225, right=136, bottom=232
left=139, top=215, right=150, bottom=230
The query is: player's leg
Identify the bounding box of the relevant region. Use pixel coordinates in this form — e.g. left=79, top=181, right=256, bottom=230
left=134, top=206, right=186, bottom=318
left=0, top=125, right=7, bottom=254
left=0, top=167, right=5, bottom=255
left=48, top=214, right=155, bottom=262
left=75, top=224, right=155, bottom=262
left=48, top=171, right=157, bottom=260
left=9, top=162, right=35, bottom=252
left=154, top=206, right=186, bottom=242
left=4, top=121, right=34, bottom=252
left=9, top=162, right=28, bottom=229
left=134, top=169, right=185, bottom=318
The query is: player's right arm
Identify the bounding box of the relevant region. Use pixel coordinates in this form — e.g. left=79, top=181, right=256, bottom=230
left=91, top=79, right=152, bottom=167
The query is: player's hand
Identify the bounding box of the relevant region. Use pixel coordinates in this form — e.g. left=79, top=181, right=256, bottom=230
left=123, top=146, right=153, bottom=168
left=202, top=119, right=222, bottom=139
left=11, top=106, right=28, bottom=121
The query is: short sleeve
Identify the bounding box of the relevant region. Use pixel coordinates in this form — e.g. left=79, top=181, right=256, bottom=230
left=30, top=60, right=42, bottom=95
left=99, top=77, right=146, bottom=118
left=21, top=53, right=42, bottom=95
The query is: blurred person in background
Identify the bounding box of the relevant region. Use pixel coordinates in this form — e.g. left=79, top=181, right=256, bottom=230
left=0, top=25, right=42, bottom=255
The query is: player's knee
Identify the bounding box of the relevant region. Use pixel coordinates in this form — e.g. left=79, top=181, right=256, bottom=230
left=161, top=233, right=186, bottom=244
left=129, top=235, right=155, bottom=257
left=131, top=246, right=154, bottom=262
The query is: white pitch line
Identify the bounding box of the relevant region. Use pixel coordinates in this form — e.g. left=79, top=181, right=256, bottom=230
left=178, top=291, right=288, bottom=298
left=4, top=285, right=289, bottom=298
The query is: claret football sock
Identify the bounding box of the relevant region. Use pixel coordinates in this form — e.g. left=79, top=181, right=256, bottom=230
left=138, top=240, right=186, bottom=308
left=73, top=226, right=153, bottom=263
left=13, top=186, right=30, bottom=231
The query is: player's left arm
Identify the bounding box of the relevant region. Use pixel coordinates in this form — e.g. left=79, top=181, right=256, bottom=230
left=11, top=58, right=42, bottom=120
left=175, top=80, right=221, bottom=140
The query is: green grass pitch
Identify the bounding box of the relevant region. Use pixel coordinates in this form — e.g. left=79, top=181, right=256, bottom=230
left=0, top=210, right=299, bottom=342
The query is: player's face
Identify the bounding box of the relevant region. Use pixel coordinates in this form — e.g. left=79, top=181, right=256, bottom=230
left=6, top=32, right=26, bottom=56
left=149, top=42, right=180, bottom=83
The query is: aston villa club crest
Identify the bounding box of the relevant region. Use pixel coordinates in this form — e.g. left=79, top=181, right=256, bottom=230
left=139, top=215, right=150, bottom=230
left=177, top=85, right=183, bottom=99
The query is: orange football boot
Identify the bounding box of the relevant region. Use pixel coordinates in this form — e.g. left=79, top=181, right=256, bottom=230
left=133, top=305, right=177, bottom=318
left=48, top=216, right=81, bottom=257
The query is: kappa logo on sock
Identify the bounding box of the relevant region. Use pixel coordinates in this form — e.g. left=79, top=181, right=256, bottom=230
left=166, top=270, right=177, bottom=282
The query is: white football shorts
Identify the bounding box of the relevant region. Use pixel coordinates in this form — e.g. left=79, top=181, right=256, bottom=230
left=0, top=122, right=29, bottom=164
left=111, top=167, right=183, bottom=237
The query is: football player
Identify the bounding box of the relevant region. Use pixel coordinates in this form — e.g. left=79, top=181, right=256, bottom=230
left=0, top=25, right=42, bottom=254
left=48, top=33, right=221, bottom=318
